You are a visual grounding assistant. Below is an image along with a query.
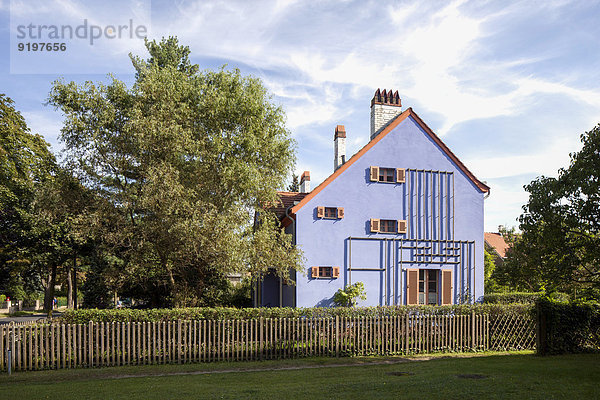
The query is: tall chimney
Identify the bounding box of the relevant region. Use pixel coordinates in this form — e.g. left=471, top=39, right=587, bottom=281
left=300, top=171, right=310, bottom=193
left=370, top=89, right=402, bottom=140
left=334, top=125, right=346, bottom=171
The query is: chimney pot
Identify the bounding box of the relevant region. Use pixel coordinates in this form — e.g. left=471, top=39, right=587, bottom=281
left=334, top=125, right=347, bottom=171
left=370, top=88, right=402, bottom=139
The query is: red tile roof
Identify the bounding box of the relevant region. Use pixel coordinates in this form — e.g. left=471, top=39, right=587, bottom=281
left=485, top=232, right=509, bottom=258
left=271, top=191, right=309, bottom=218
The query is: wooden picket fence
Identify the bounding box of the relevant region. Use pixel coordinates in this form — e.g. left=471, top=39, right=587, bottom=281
left=0, top=313, right=534, bottom=372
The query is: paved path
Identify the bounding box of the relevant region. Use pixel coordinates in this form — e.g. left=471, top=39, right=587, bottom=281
left=0, top=312, right=62, bottom=324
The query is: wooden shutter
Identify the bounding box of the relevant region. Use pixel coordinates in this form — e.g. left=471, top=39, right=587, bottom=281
left=397, top=220, right=407, bottom=234
left=396, top=168, right=406, bottom=183
left=317, top=206, right=324, bottom=218
left=337, top=207, right=344, bottom=219
left=370, top=218, right=380, bottom=233
left=311, top=267, right=319, bottom=278
left=441, top=269, right=453, bottom=305
left=332, top=267, right=340, bottom=278
left=369, top=166, right=379, bottom=182
left=406, top=269, right=418, bottom=305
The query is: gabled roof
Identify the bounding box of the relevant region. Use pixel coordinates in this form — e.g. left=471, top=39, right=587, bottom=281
left=271, top=191, right=309, bottom=218
left=484, top=232, right=509, bottom=258
left=290, top=108, right=490, bottom=215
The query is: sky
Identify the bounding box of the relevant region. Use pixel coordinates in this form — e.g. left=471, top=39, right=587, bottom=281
left=1, top=0, right=600, bottom=232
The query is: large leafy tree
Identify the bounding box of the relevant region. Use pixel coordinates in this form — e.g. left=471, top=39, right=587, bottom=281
left=48, top=37, right=302, bottom=306
left=504, top=124, right=600, bottom=296
left=0, top=93, right=57, bottom=302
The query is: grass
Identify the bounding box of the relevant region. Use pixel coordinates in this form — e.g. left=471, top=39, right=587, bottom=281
left=1, top=351, right=599, bottom=399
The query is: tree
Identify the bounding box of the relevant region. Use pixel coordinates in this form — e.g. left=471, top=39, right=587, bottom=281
left=0, top=93, right=57, bottom=303
left=48, top=37, right=302, bottom=306
left=287, top=173, right=299, bottom=192
left=508, top=124, right=600, bottom=296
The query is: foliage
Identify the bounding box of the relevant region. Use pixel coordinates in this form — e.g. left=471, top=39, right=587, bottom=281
left=483, top=291, right=568, bottom=304
left=287, top=173, right=299, bottom=192
left=537, top=297, right=600, bottom=355
left=333, top=282, right=367, bottom=307
left=483, top=247, right=501, bottom=293
left=48, top=37, right=300, bottom=307
left=60, top=303, right=533, bottom=324
left=507, top=124, right=600, bottom=295
left=0, top=93, right=58, bottom=303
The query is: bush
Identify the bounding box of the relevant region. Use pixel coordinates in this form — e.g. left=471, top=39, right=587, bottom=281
left=537, top=297, right=600, bottom=355
left=61, top=303, right=533, bottom=324
left=483, top=292, right=568, bottom=304
left=333, top=282, right=367, bottom=307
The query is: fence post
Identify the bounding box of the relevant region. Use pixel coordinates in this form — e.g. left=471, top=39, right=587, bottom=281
left=335, top=315, right=340, bottom=358
left=259, top=317, right=263, bottom=361
left=471, top=312, right=475, bottom=350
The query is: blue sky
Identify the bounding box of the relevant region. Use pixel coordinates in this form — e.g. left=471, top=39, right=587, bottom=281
left=2, top=0, right=600, bottom=232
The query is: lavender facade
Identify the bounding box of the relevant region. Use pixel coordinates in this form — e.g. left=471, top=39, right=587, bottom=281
left=259, top=90, right=489, bottom=307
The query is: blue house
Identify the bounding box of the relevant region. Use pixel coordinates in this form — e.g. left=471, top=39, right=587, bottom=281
left=259, top=89, right=490, bottom=307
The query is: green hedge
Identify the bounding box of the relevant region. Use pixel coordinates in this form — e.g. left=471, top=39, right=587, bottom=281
left=61, top=304, right=532, bottom=324
left=483, top=292, right=569, bottom=304
left=537, top=298, right=600, bottom=355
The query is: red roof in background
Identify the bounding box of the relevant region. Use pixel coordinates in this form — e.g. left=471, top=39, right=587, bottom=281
left=485, top=232, right=509, bottom=258
left=271, top=191, right=309, bottom=218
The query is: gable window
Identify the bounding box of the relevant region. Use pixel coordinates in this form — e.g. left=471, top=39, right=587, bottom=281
left=379, top=168, right=396, bottom=183
left=317, top=206, right=344, bottom=219
left=369, top=167, right=406, bottom=183
left=324, top=207, right=338, bottom=219
left=311, top=266, right=340, bottom=279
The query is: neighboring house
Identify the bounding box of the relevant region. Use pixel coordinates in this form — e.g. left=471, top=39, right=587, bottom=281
left=258, top=89, right=490, bottom=307
left=484, top=232, right=510, bottom=263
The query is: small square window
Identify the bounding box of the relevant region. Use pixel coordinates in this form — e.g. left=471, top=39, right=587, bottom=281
left=379, top=219, right=396, bottom=233
left=378, top=168, right=396, bottom=183
left=318, top=266, right=333, bottom=278
left=324, top=207, right=338, bottom=219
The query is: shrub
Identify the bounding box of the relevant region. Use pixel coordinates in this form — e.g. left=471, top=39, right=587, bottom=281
left=61, top=303, right=533, bottom=324
left=537, top=297, right=600, bottom=355
left=333, top=282, right=367, bottom=307
left=483, top=292, right=568, bottom=304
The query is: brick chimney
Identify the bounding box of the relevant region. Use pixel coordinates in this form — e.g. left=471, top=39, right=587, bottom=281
left=334, top=125, right=346, bottom=171
left=300, top=171, right=310, bottom=193
left=370, top=89, right=402, bottom=140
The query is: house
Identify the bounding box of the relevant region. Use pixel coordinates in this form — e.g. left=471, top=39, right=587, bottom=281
left=484, top=231, right=510, bottom=263
left=258, top=89, right=490, bottom=307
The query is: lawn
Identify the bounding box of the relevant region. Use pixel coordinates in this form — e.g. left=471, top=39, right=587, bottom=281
left=1, top=352, right=599, bottom=399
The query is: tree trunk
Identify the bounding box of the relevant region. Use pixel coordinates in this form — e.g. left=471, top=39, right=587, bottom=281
left=73, top=258, right=78, bottom=310
left=66, top=260, right=73, bottom=309
left=43, top=265, right=57, bottom=313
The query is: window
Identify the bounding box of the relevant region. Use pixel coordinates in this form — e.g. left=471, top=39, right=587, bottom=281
left=370, top=219, right=408, bottom=234
left=407, top=269, right=452, bottom=305
left=369, top=166, right=406, bottom=183
left=379, top=168, right=396, bottom=183
left=317, top=206, right=344, bottom=219
left=324, top=207, right=337, bottom=219
left=418, top=269, right=438, bottom=305
left=380, top=219, right=396, bottom=233
left=311, top=266, right=340, bottom=279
